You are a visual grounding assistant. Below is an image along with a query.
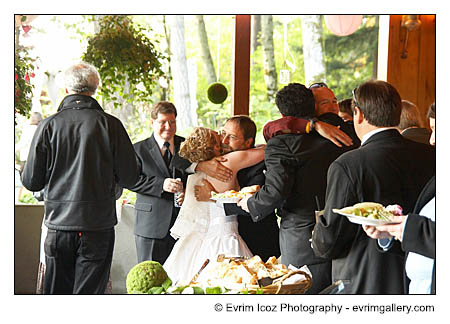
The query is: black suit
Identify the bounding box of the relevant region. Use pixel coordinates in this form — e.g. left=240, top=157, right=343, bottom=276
left=247, top=113, right=359, bottom=294
left=403, top=175, right=435, bottom=293
left=127, top=134, right=188, bottom=264
left=223, top=161, right=280, bottom=261
left=312, top=129, right=435, bottom=294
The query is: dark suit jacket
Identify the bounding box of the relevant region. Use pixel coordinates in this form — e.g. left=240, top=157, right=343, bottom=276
left=401, top=127, right=431, bottom=145
left=403, top=175, right=436, bottom=293
left=127, top=134, right=188, bottom=239
left=223, top=161, right=281, bottom=261
left=248, top=113, right=359, bottom=269
left=312, top=129, right=435, bottom=294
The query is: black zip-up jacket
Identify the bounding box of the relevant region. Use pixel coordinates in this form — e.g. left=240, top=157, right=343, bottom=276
left=21, top=94, right=139, bottom=231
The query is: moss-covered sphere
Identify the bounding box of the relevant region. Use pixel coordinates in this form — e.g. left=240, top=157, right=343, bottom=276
left=207, top=82, right=228, bottom=104
left=126, top=261, right=169, bottom=294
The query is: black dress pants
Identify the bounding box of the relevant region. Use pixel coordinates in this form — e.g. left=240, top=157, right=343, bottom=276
left=43, top=228, right=115, bottom=294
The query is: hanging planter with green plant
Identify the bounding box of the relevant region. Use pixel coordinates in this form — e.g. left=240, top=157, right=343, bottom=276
left=83, top=15, right=167, bottom=108
left=14, top=49, right=35, bottom=124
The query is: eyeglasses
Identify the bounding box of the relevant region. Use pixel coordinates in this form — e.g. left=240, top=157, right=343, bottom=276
left=155, top=119, right=176, bottom=126
left=352, top=87, right=360, bottom=108
left=309, top=82, right=328, bottom=89
left=218, top=129, right=242, bottom=142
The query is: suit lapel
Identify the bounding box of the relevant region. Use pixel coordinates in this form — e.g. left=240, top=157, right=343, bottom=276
left=148, top=134, right=171, bottom=177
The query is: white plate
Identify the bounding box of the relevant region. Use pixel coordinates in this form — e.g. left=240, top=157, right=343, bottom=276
left=211, top=197, right=241, bottom=203
left=333, top=209, right=397, bottom=226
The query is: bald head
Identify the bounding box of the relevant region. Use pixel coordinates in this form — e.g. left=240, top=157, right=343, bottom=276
left=311, top=87, right=339, bottom=116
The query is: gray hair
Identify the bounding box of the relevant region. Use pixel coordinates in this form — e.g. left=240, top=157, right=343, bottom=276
left=64, top=62, right=100, bottom=95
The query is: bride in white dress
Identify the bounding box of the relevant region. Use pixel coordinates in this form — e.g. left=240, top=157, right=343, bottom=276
left=163, top=127, right=265, bottom=285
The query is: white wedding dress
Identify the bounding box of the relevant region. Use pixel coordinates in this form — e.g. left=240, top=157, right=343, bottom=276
left=163, top=172, right=253, bottom=285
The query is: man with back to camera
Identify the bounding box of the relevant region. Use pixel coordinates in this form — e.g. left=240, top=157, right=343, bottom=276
left=127, top=101, right=189, bottom=265
left=238, top=83, right=359, bottom=294
left=311, top=80, right=435, bottom=294
left=21, top=62, right=139, bottom=294
left=262, top=82, right=358, bottom=145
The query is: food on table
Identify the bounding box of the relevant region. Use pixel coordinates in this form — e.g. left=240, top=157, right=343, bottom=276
left=211, top=185, right=260, bottom=200
left=204, top=255, right=289, bottom=286
left=126, top=260, right=172, bottom=294
left=333, top=202, right=403, bottom=222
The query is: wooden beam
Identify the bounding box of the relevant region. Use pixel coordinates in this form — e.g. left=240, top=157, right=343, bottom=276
left=386, top=15, right=435, bottom=127
left=232, top=15, right=251, bottom=116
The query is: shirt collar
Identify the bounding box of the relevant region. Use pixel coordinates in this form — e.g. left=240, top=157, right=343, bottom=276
left=153, top=133, right=174, bottom=152
left=361, top=127, right=395, bottom=145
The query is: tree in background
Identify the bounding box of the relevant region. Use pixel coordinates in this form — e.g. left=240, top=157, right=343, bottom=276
left=167, top=15, right=198, bottom=130
left=196, top=15, right=217, bottom=85
left=323, top=15, right=379, bottom=100
left=261, top=15, right=278, bottom=102
left=301, top=15, right=326, bottom=86
left=22, top=14, right=379, bottom=142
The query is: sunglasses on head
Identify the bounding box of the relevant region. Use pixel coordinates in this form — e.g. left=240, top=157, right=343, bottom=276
left=352, top=87, right=360, bottom=108
left=309, top=82, right=328, bottom=89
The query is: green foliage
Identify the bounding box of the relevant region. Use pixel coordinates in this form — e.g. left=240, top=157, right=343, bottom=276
left=323, top=16, right=379, bottom=101
left=14, top=45, right=35, bottom=124
left=246, top=15, right=378, bottom=141
left=83, top=15, right=167, bottom=109
left=249, top=95, right=281, bottom=144
left=18, top=192, right=39, bottom=204
left=119, top=189, right=136, bottom=205
left=67, top=15, right=378, bottom=145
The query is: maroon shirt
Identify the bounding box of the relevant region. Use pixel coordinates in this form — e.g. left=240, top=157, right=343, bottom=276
left=263, top=116, right=309, bottom=142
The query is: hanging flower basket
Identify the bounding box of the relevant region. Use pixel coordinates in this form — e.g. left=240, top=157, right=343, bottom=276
left=14, top=48, right=35, bottom=124
left=83, top=15, right=167, bottom=107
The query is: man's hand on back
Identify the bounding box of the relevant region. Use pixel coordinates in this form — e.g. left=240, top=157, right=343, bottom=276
left=315, top=121, right=353, bottom=147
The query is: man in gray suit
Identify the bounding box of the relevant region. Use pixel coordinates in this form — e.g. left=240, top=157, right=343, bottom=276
left=127, top=101, right=189, bottom=264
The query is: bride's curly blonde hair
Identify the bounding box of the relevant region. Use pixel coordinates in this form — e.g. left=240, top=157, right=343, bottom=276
left=179, top=127, right=218, bottom=163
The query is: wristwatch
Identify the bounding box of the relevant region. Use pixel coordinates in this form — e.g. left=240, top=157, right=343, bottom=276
left=309, top=117, right=319, bottom=133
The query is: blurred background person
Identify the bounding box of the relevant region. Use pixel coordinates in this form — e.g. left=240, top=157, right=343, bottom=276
left=397, top=100, right=431, bottom=145
left=338, top=98, right=353, bottom=123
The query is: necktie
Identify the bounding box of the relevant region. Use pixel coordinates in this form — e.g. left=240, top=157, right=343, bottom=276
left=163, top=142, right=172, bottom=167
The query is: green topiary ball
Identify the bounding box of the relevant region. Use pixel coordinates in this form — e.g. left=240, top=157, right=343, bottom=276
left=126, top=261, right=169, bottom=294
left=207, top=82, right=228, bottom=104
